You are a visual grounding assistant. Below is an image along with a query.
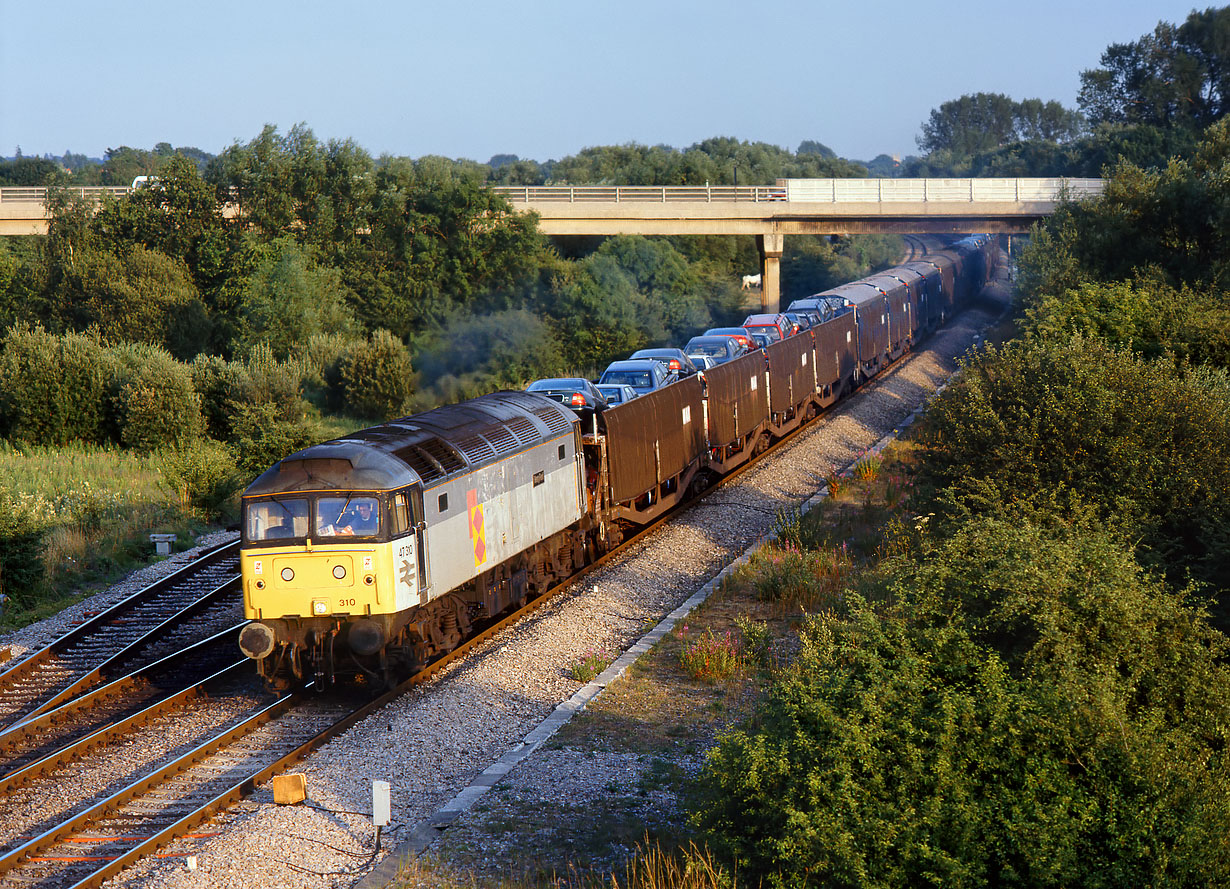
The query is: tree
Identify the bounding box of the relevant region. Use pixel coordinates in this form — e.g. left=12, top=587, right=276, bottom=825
left=0, top=156, right=64, bottom=186
left=796, top=139, right=836, bottom=157
left=917, top=93, right=1083, bottom=157
left=1079, top=7, right=1230, bottom=129
left=67, top=245, right=211, bottom=359
left=918, top=93, right=1023, bottom=155
left=231, top=237, right=360, bottom=360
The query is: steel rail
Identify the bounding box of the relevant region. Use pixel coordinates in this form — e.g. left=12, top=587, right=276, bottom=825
left=0, top=541, right=239, bottom=725
left=13, top=577, right=242, bottom=724
left=0, top=658, right=251, bottom=797
left=0, top=625, right=250, bottom=789
left=0, top=692, right=299, bottom=884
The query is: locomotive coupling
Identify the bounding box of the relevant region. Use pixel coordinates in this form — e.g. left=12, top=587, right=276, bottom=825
left=239, top=622, right=277, bottom=659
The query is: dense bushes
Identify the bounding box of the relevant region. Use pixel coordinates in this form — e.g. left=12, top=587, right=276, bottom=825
left=917, top=335, right=1230, bottom=598
left=336, top=329, right=416, bottom=420
left=0, top=325, right=113, bottom=446
left=109, top=343, right=206, bottom=452
left=696, top=519, right=1230, bottom=888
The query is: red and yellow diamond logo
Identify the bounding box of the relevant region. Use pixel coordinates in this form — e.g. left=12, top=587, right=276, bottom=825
left=467, top=489, right=486, bottom=566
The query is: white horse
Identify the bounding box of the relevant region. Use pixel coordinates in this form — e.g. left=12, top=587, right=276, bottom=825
left=741, top=273, right=762, bottom=290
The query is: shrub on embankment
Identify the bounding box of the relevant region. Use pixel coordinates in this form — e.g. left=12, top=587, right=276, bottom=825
left=916, top=334, right=1230, bottom=608
left=695, top=517, right=1230, bottom=888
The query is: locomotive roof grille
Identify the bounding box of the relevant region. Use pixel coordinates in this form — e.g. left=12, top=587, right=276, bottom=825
left=393, top=443, right=446, bottom=483
left=484, top=424, right=521, bottom=457
left=533, top=406, right=573, bottom=435
left=506, top=415, right=540, bottom=446
left=452, top=434, right=497, bottom=465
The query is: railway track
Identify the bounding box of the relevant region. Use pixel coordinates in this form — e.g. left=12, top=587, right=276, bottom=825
left=0, top=543, right=241, bottom=728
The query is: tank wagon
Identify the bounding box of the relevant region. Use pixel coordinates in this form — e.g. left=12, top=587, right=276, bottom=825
left=239, top=236, right=998, bottom=688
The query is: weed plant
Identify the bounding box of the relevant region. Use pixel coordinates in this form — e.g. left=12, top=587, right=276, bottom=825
left=569, top=648, right=612, bottom=682
left=676, top=626, right=743, bottom=682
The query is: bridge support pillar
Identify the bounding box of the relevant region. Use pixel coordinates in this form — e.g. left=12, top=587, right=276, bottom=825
left=757, top=233, right=784, bottom=313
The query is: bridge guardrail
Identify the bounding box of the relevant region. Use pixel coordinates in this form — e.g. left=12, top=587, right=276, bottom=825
left=492, top=185, right=788, bottom=203
left=3, top=179, right=1105, bottom=208
left=491, top=178, right=1105, bottom=204
left=0, top=186, right=135, bottom=204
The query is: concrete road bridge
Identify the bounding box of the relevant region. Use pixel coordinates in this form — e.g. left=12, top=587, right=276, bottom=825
left=0, top=177, right=1102, bottom=312
left=494, top=178, right=1104, bottom=310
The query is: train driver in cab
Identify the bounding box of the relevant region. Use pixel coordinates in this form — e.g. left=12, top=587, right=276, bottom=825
left=339, top=498, right=378, bottom=536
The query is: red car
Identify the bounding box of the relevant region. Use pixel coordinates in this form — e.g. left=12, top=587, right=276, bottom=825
left=741, top=313, right=791, bottom=342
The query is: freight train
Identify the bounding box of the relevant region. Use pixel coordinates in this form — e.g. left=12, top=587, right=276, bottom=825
left=238, top=235, right=998, bottom=689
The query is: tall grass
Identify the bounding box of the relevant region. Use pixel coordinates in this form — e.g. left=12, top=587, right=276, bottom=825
left=0, top=442, right=208, bottom=627
left=0, top=441, right=166, bottom=501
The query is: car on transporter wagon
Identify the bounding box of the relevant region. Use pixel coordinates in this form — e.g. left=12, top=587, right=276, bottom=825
left=597, top=358, right=674, bottom=396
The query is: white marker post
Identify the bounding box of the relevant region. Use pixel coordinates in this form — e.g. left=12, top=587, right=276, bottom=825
left=373, top=780, right=391, bottom=851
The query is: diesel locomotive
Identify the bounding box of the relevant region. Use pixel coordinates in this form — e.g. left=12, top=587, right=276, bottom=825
left=238, top=235, right=998, bottom=689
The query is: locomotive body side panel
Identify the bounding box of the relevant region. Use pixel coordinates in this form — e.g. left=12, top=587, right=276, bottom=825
left=419, top=432, right=583, bottom=596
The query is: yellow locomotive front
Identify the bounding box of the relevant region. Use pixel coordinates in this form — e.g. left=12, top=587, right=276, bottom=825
left=238, top=443, right=431, bottom=689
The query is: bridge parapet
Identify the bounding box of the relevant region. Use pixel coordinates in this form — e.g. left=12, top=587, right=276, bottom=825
left=493, top=178, right=1105, bottom=205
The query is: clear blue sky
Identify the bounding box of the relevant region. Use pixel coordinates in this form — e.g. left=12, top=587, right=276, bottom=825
left=0, top=0, right=1209, bottom=164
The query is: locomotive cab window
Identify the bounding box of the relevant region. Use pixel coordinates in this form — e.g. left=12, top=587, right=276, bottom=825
left=317, top=495, right=381, bottom=538
left=438, top=492, right=448, bottom=513
left=391, top=491, right=412, bottom=537
left=558, top=444, right=566, bottom=460
left=246, top=497, right=309, bottom=542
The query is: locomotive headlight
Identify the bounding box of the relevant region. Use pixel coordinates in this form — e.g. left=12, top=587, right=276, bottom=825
left=333, top=565, right=347, bottom=580
left=312, top=599, right=329, bottom=615
left=280, top=567, right=295, bottom=582
left=364, top=574, right=375, bottom=586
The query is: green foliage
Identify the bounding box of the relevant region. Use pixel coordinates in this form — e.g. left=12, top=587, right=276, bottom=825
left=1015, top=120, right=1230, bottom=323
left=0, top=488, right=47, bottom=602
left=917, top=92, right=1083, bottom=156
left=695, top=520, right=1230, bottom=888
left=155, top=440, right=244, bottom=521
left=231, top=236, right=360, bottom=360
left=547, top=136, right=866, bottom=186
left=0, top=324, right=114, bottom=446
left=107, top=343, right=206, bottom=452
left=336, top=329, right=416, bottom=420
left=0, top=156, right=66, bottom=186
left=60, top=245, right=210, bottom=358
left=1023, top=274, right=1230, bottom=366
left=781, top=235, right=901, bottom=302
left=917, top=335, right=1230, bottom=600
left=189, top=353, right=248, bottom=440
left=1079, top=7, right=1230, bottom=130
left=413, top=308, right=568, bottom=404
left=240, top=342, right=311, bottom=423
left=229, top=400, right=322, bottom=474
